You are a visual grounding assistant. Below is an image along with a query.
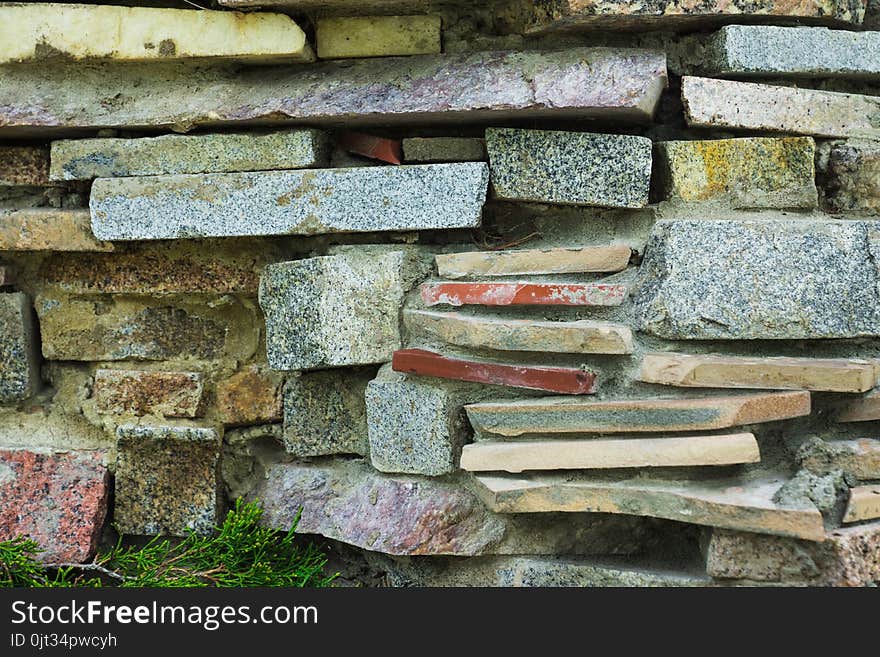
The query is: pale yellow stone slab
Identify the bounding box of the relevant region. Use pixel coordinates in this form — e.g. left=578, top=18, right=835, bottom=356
left=317, top=15, right=441, bottom=59
left=435, top=245, right=632, bottom=278
left=843, top=485, right=880, bottom=523
left=639, top=352, right=876, bottom=393
left=0, top=209, right=113, bottom=252
left=0, top=3, right=313, bottom=65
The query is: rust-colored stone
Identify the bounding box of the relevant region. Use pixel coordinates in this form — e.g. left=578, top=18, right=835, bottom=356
left=93, top=369, right=205, bottom=418
left=0, top=146, right=50, bottom=186
left=216, top=365, right=284, bottom=426
left=337, top=131, right=402, bottom=164
left=420, top=282, right=627, bottom=307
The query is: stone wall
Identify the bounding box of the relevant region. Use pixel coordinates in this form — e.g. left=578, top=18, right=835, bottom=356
left=1, top=0, right=879, bottom=586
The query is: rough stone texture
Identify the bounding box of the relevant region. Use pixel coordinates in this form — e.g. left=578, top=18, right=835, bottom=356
left=0, top=3, right=313, bottom=65
left=316, top=15, right=441, bottom=59
left=706, top=524, right=880, bottom=585
left=773, top=468, right=848, bottom=516
left=50, top=129, right=330, bottom=181
left=283, top=369, right=371, bottom=457
left=837, top=391, right=880, bottom=423
left=0, top=209, right=113, bottom=252
left=656, top=137, right=817, bottom=209
left=475, top=472, right=826, bottom=541
left=420, top=281, right=627, bottom=307
left=251, top=458, right=668, bottom=556
left=403, top=137, right=487, bottom=163
left=797, top=438, right=880, bottom=481
left=261, top=249, right=430, bottom=370
left=114, top=423, right=221, bottom=536
left=466, top=391, right=810, bottom=438
left=0, top=293, right=39, bottom=404
left=634, top=219, right=880, bottom=340
left=404, top=309, right=634, bottom=354
left=843, top=486, right=880, bottom=523
left=486, top=128, right=652, bottom=208
left=216, top=366, right=284, bottom=427
left=90, top=163, right=488, bottom=240
left=0, top=267, right=13, bottom=288
left=337, top=132, right=402, bottom=164
left=0, top=49, right=668, bottom=137
left=818, top=140, right=880, bottom=215
left=93, top=369, right=205, bottom=418
left=682, top=77, right=880, bottom=139
left=0, top=146, right=50, bottom=186
left=436, top=245, right=631, bottom=278
left=639, top=353, right=877, bottom=393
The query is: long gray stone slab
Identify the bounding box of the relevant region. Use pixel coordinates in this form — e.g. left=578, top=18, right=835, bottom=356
left=0, top=293, right=39, bottom=404
left=89, top=163, right=488, bottom=240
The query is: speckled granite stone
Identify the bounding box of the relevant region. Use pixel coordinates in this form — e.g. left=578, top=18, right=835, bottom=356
left=217, top=365, right=283, bottom=426
left=114, top=424, right=221, bottom=536
left=818, top=140, right=880, bottom=215
left=634, top=219, right=880, bottom=339
left=0, top=449, right=109, bottom=564
left=90, top=163, right=488, bottom=240
left=0, top=293, right=39, bottom=404
left=50, top=129, right=330, bottom=181
left=93, top=369, right=205, bottom=418
left=403, top=137, right=487, bottom=163
left=0, top=146, right=49, bottom=186
left=486, top=128, right=651, bottom=208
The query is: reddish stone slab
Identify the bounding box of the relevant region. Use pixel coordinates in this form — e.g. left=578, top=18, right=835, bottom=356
left=392, top=348, right=597, bottom=394
left=0, top=449, right=109, bottom=564
left=420, top=282, right=627, bottom=307
left=337, top=131, right=402, bottom=164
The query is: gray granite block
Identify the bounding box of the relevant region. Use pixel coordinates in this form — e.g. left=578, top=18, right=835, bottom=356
left=0, top=293, right=39, bottom=404
left=402, top=137, right=487, bottom=163
left=817, top=140, right=880, bottom=215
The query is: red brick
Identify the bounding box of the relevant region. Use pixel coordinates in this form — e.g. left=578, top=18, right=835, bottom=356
left=420, top=282, right=627, bottom=307
left=337, top=131, right=402, bottom=164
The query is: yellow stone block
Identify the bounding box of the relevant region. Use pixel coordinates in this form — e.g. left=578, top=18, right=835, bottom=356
left=317, top=15, right=441, bottom=59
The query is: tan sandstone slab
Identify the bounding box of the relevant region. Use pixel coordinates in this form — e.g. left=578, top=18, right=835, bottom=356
left=0, top=209, right=113, bottom=252
left=460, top=433, right=760, bottom=473
left=843, top=486, right=880, bottom=523
left=317, top=15, right=441, bottom=59
left=435, top=245, right=631, bottom=278
left=837, top=389, right=880, bottom=422
left=639, top=353, right=876, bottom=393
left=473, top=473, right=826, bottom=541
left=465, top=391, right=811, bottom=438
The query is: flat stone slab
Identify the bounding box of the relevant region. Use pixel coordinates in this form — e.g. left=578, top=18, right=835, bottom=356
left=634, top=219, right=880, bottom=340
left=656, top=137, right=816, bottom=209
left=460, top=433, right=760, bottom=473
left=435, top=245, right=631, bottom=278
left=796, top=438, right=880, bottom=481
left=90, top=163, right=488, bottom=240
left=337, top=132, right=402, bottom=164
left=404, top=309, right=634, bottom=354
left=838, top=391, right=880, bottom=422
left=0, top=293, right=39, bottom=404
left=50, top=129, right=330, bottom=181
left=217, top=365, right=283, bottom=427
left=0, top=3, right=313, bottom=65
left=473, top=473, right=826, bottom=541
left=465, top=391, right=810, bottom=438
left=0, top=146, right=49, bottom=186
left=0, top=209, right=113, bottom=252
left=420, top=281, right=627, bottom=307
left=682, top=77, right=880, bottom=139
left=700, top=26, right=880, bottom=79
left=639, top=353, right=877, bottom=393
left=392, top=348, right=597, bottom=394
left=93, top=369, right=205, bottom=418
left=843, top=486, right=880, bottom=523
left=0, top=48, right=667, bottom=137
left=0, top=449, right=109, bottom=564
left=818, top=139, right=880, bottom=215
left=486, top=128, right=652, bottom=208
left=403, top=137, right=487, bottom=163
left=316, top=15, right=441, bottom=59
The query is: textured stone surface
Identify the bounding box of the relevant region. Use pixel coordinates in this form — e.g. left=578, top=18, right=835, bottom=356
left=706, top=524, right=880, bottom=585
left=403, top=137, right=487, bottom=163
left=0, top=209, right=112, bottom=252
left=701, top=25, right=880, bottom=79
left=337, top=132, right=402, bottom=164
left=93, top=369, right=205, bottom=418
left=797, top=438, right=880, bottom=480
left=0, top=49, right=667, bottom=137
left=634, top=219, right=880, bottom=340
left=0, top=146, right=50, bottom=186
left=0, top=449, right=109, bottom=564
left=682, top=77, right=880, bottom=139
left=404, top=309, right=634, bottom=354
left=115, top=424, right=221, bottom=536
left=475, top=473, right=826, bottom=541
left=461, top=433, right=760, bottom=473
left=50, top=129, right=330, bottom=181
left=316, top=15, right=441, bottom=59
left=0, top=267, right=13, bottom=288
left=838, top=391, right=880, bottom=422
left=436, top=245, right=631, bottom=278
left=843, top=486, right=880, bottom=523
left=90, top=163, right=488, bottom=240
left=0, top=3, right=312, bottom=64
left=656, top=137, right=816, bottom=208
left=283, top=369, right=370, bottom=457
left=486, top=128, right=652, bottom=208
left=466, top=392, right=810, bottom=438
left=639, top=353, right=876, bottom=393
left=0, top=293, right=39, bottom=404
left=217, top=366, right=284, bottom=427
left=819, top=140, right=880, bottom=215
left=420, top=281, right=627, bottom=307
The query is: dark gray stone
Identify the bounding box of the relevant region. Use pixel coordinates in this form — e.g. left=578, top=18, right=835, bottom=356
left=0, top=293, right=38, bottom=404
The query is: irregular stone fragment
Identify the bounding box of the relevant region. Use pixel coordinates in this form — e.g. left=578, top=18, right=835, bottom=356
left=639, top=353, right=876, bottom=393
left=796, top=438, right=880, bottom=480
left=115, top=424, right=221, bottom=536
left=90, top=163, right=488, bottom=240
left=0, top=146, right=49, bottom=186
left=0, top=449, right=108, bottom=564
left=0, top=209, right=112, bottom=252
left=337, top=132, right=402, bottom=164
left=317, top=15, right=441, bottom=59
left=682, top=77, right=880, bottom=139
left=466, top=391, right=810, bottom=438
left=217, top=366, right=284, bottom=427
left=404, top=309, right=634, bottom=354
left=93, top=369, right=205, bottom=418
left=474, top=473, right=826, bottom=541
left=0, top=293, right=39, bottom=404
left=403, top=137, right=487, bottom=163
left=0, top=3, right=313, bottom=65
left=656, top=137, right=817, bottom=209
left=838, top=390, right=880, bottom=422
left=49, top=129, right=330, bottom=181
left=486, top=128, right=652, bottom=208
left=634, top=219, right=880, bottom=340
left=818, top=140, right=880, bottom=215
left=435, top=245, right=631, bottom=278
left=843, top=486, right=880, bottom=523
left=0, top=266, right=13, bottom=287
left=772, top=468, right=848, bottom=516
left=420, top=281, right=627, bottom=307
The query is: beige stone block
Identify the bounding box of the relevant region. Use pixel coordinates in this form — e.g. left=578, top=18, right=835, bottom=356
left=843, top=486, right=880, bottom=523
left=317, top=15, right=441, bottom=59
left=0, top=209, right=113, bottom=252
left=837, top=389, right=880, bottom=422
left=435, top=245, right=631, bottom=278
